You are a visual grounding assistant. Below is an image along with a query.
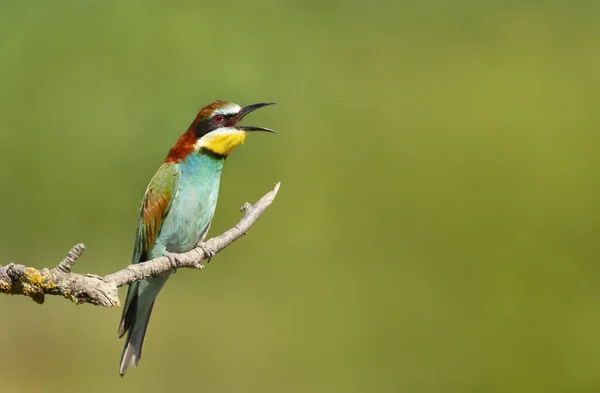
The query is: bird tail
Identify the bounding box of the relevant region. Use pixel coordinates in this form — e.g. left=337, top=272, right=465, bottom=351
left=118, top=276, right=168, bottom=376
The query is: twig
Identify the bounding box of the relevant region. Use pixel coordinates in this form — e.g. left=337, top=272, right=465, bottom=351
left=0, top=182, right=280, bottom=307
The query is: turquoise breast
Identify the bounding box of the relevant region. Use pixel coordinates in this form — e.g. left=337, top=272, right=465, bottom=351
left=150, top=152, right=225, bottom=258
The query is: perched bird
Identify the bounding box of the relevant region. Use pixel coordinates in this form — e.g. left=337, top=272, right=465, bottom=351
left=118, top=100, right=276, bottom=375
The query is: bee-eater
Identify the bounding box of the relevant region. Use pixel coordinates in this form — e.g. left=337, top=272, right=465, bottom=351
left=118, top=100, right=275, bottom=375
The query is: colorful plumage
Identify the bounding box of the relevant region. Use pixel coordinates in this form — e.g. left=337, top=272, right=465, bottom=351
left=118, top=101, right=275, bottom=375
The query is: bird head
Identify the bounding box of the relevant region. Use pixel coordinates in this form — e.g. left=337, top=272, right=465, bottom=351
left=194, top=100, right=276, bottom=156
left=166, top=101, right=276, bottom=162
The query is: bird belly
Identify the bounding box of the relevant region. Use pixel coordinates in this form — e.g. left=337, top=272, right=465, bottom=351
left=154, top=179, right=219, bottom=255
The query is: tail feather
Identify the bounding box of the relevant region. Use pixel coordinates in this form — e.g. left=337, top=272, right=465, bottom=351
left=118, top=281, right=139, bottom=339
left=118, top=276, right=168, bottom=376
left=119, top=300, right=155, bottom=376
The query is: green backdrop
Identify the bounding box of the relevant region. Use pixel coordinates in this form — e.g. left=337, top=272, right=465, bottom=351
left=1, top=1, right=599, bottom=392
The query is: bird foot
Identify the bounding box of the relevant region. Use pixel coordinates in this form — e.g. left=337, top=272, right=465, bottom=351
left=164, top=251, right=179, bottom=273
left=197, top=243, right=216, bottom=263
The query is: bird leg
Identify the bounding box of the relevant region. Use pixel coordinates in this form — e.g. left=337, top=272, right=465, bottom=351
left=163, top=251, right=179, bottom=273
left=196, top=242, right=216, bottom=263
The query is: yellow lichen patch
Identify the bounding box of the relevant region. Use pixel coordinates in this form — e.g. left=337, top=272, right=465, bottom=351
left=21, top=284, right=41, bottom=297
left=20, top=268, right=55, bottom=302
left=0, top=280, right=10, bottom=293
left=23, top=267, right=55, bottom=290
left=63, top=290, right=79, bottom=304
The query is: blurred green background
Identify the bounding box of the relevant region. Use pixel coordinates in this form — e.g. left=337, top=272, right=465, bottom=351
left=1, top=1, right=600, bottom=392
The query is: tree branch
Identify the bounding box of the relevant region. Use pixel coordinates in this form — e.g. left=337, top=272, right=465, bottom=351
left=0, top=182, right=280, bottom=307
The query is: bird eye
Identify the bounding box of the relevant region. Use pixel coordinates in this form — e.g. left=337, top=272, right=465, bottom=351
left=213, top=114, right=224, bottom=123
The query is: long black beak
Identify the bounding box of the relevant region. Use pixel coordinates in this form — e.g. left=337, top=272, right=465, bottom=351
left=236, top=125, right=277, bottom=133
left=235, top=102, right=277, bottom=133
left=239, top=102, right=276, bottom=118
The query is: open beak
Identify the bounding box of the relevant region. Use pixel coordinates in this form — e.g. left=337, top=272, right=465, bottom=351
left=233, top=102, right=277, bottom=133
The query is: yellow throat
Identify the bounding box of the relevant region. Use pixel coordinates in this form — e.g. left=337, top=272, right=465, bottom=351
left=196, top=129, right=246, bottom=156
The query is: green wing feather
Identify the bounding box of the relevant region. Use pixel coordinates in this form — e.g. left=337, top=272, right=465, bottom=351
left=131, top=163, right=180, bottom=264
left=118, top=163, right=180, bottom=337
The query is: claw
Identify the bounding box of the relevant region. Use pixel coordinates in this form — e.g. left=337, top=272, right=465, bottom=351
left=197, top=243, right=216, bottom=263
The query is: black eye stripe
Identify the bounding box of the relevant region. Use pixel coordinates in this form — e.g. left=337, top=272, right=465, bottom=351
left=194, top=110, right=238, bottom=138
left=194, top=121, right=212, bottom=138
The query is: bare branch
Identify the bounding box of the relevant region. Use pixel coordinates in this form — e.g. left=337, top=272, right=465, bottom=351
left=0, top=182, right=280, bottom=307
